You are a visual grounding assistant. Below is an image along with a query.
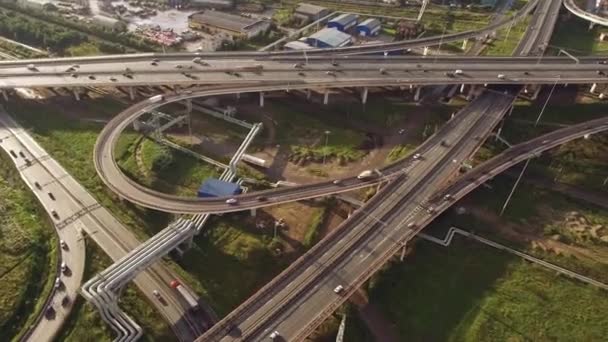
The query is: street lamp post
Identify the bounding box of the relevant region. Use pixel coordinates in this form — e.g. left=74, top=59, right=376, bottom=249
left=323, top=130, right=331, bottom=165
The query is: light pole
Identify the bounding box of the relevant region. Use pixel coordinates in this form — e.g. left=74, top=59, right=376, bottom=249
left=323, top=130, right=331, bottom=165
left=535, top=76, right=560, bottom=127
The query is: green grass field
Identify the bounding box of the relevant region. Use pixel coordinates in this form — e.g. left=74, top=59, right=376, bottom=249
left=0, top=151, right=57, bottom=340
left=116, top=136, right=221, bottom=197
left=369, top=237, right=608, bottom=341
left=549, top=16, right=608, bottom=55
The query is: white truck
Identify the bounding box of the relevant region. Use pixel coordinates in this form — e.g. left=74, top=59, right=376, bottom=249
left=357, top=170, right=374, bottom=180
left=170, top=280, right=199, bottom=311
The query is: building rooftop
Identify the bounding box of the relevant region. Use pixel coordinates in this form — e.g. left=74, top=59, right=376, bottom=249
left=308, top=28, right=352, bottom=47
left=295, top=3, right=328, bottom=16
left=329, top=13, right=358, bottom=26
left=189, top=10, right=263, bottom=33
left=358, top=18, right=381, bottom=29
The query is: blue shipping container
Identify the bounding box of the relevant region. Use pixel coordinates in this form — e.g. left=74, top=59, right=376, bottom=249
left=197, top=178, right=242, bottom=198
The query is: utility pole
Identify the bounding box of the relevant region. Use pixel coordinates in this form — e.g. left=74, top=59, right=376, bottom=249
left=323, top=130, right=331, bottom=165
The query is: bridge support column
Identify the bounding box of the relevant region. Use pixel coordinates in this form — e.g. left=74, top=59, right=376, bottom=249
left=323, top=89, right=330, bottom=105
left=259, top=92, right=264, bottom=107
left=236, top=92, right=241, bottom=100
left=185, top=98, right=192, bottom=114
left=460, top=83, right=466, bottom=94
left=590, top=83, right=598, bottom=94
left=128, top=87, right=135, bottom=101
left=414, top=87, right=422, bottom=102
left=462, top=39, right=468, bottom=51
left=423, top=46, right=429, bottom=56
left=466, top=85, right=475, bottom=101
left=361, top=87, right=368, bottom=104
left=399, top=243, right=408, bottom=262
left=250, top=208, right=257, bottom=217
left=72, top=88, right=80, bottom=101
left=1, top=90, right=7, bottom=101
left=590, top=22, right=596, bottom=30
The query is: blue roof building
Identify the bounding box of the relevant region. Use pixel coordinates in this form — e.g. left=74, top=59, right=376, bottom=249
left=327, top=13, right=358, bottom=32
left=197, top=178, right=242, bottom=198
left=306, top=28, right=352, bottom=48
left=356, top=18, right=381, bottom=37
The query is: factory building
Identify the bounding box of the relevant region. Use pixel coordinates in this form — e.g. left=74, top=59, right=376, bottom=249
left=189, top=0, right=234, bottom=9
left=294, top=3, right=330, bottom=23
left=356, top=18, right=381, bottom=37
left=327, top=13, right=358, bottom=32
left=188, top=10, right=270, bottom=38
left=306, top=28, right=352, bottom=48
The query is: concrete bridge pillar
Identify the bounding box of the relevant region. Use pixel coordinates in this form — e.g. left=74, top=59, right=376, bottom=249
left=185, top=98, right=192, bottom=114
left=73, top=88, right=81, bottom=101
left=460, top=83, right=466, bottom=94
left=1, top=89, right=8, bottom=101
left=414, top=87, right=422, bottom=101
left=399, top=242, right=408, bottom=261
left=323, top=89, right=330, bottom=105
left=590, top=22, right=596, bottom=30
left=250, top=208, right=257, bottom=217
left=590, top=83, right=598, bottom=94
left=306, top=89, right=312, bottom=101
left=414, top=87, right=422, bottom=102
left=423, top=46, right=429, bottom=56
left=462, top=39, right=468, bottom=51
left=466, top=85, right=476, bottom=101
left=236, top=92, right=241, bottom=100
left=361, top=87, right=368, bottom=104
left=259, top=92, right=264, bottom=107
left=128, top=87, right=135, bottom=101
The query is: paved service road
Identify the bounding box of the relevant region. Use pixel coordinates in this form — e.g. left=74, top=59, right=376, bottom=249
left=0, top=112, right=205, bottom=341
left=0, top=110, right=85, bottom=342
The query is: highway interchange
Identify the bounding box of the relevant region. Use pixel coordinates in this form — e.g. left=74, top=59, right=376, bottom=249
left=1, top=0, right=607, bottom=340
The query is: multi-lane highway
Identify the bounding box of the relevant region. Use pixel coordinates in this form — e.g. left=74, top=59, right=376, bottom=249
left=2, top=56, right=608, bottom=89
left=0, top=111, right=86, bottom=342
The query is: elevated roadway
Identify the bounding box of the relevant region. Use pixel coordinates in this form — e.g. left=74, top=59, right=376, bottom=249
left=199, top=0, right=564, bottom=340
left=564, top=0, right=608, bottom=27
left=3, top=56, right=608, bottom=89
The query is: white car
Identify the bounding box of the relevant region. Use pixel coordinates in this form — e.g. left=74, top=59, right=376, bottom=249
left=333, top=285, right=344, bottom=294
left=497, top=74, right=506, bottom=80
left=225, top=198, right=238, bottom=205
left=60, top=240, right=68, bottom=250
left=269, top=331, right=280, bottom=340
left=413, top=153, right=421, bottom=160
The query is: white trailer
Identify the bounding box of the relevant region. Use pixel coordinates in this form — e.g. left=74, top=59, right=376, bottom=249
left=170, top=280, right=199, bottom=311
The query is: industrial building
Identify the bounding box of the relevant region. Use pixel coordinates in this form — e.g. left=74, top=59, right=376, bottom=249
left=327, top=13, right=358, bottom=32
left=189, top=0, right=234, bottom=9
left=197, top=179, right=242, bottom=198
left=306, top=28, right=352, bottom=48
left=356, top=18, right=381, bottom=37
left=188, top=10, right=270, bottom=38
left=294, top=3, right=330, bottom=23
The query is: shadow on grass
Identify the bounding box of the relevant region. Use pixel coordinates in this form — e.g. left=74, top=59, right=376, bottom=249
left=368, top=238, right=518, bottom=341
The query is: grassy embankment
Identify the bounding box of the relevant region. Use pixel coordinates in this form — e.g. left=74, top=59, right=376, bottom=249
left=369, top=236, right=608, bottom=341
left=0, top=151, right=57, bottom=341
